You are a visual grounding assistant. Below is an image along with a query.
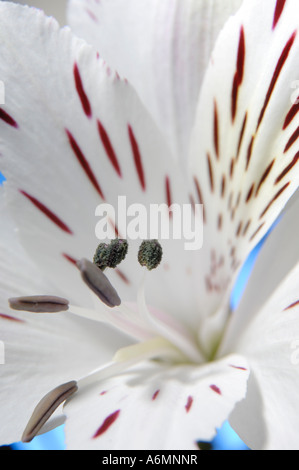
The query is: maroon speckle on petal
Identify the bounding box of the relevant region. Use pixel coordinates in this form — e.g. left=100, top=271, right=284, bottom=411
left=255, top=159, right=275, bottom=196
left=207, top=153, right=214, bottom=192
left=92, top=410, right=120, bottom=439
left=0, top=313, right=24, bottom=323
left=128, top=125, right=146, bottom=191
left=284, top=300, right=299, bottom=311
left=62, top=253, right=78, bottom=266
left=284, top=127, right=299, bottom=153
left=232, top=26, right=246, bottom=122
left=273, top=0, right=287, bottom=29
left=152, top=390, right=160, bottom=401
left=283, top=100, right=299, bottom=129
left=0, top=108, right=18, bottom=128
left=185, top=396, right=193, bottom=413
left=229, top=364, right=248, bottom=371
left=210, top=385, right=222, bottom=395
left=259, top=182, right=290, bottom=219
left=115, top=269, right=130, bottom=285
left=98, top=120, right=122, bottom=177
left=66, top=129, right=105, bottom=200
left=213, top=100, right=220, bottom=159
left=275, top=153, right=299, bottom=184
left=257, top=31, right=296, bottom=131
left=19, top=190, right=73, bottom=234
left=73, top=63, right=92, bottom=118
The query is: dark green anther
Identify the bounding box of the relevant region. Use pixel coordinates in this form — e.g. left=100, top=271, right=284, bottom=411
left=93, top=238, right=128, bottom=271
left=138, top=240, right=163, bottom=271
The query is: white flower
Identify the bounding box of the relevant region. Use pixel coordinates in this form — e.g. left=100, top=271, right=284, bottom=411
left=0, top=0, right=299, bottom=450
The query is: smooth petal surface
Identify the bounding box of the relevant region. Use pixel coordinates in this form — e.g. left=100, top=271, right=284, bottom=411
left=64, top=354, right=249, bottom=450
left=67, top=0, right=243, bottom=164
left=0, top=2, right=201, bottom=329
left=189, top=0, right=299, bottom=337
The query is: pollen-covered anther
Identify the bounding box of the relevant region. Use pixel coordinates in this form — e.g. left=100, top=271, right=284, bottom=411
left=22, top=381, right=78, bottom=443
left=138, top=240, right=163, bottom=271
left=93, top=238, right=128, bottom=271
left=8, top=296, right=69, bottom=313
left=77, top=258, right=121, bottom=308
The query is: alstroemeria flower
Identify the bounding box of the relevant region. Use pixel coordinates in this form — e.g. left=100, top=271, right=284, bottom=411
left=0, top=0, right=299, bottom=450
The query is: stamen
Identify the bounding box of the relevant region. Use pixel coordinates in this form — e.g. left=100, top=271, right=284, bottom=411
left=22, top=381, right=78, bottom=443
left=77, top=258, right=121, bottom=308
left=8, top=296, right=69, bottom=313
left=138, top=240, right=162, bottom=271
left=93, top=238, right=128, bottom=271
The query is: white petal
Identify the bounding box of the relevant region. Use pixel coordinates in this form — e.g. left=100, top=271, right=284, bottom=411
left=67, top=0, right=243, bottom=163
left=0, top=3, right=200, bottom=327
left=64, top=354, right=249, bottom=450
left=189, top=0, right=299, bottom=335
left=229, top=261, right=299, bottom=450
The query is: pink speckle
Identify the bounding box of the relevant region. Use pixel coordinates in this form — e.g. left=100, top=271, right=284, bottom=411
left=210, top=385, right=222, bottom=395
left=185, top=396, right=193, bottom=413
left=92, top=410, right=120, bottom=438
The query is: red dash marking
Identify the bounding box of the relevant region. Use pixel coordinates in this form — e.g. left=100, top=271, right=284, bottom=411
left=237, top=113, right=248, bottom=160
left=221, top=175, right=226, bottom=198
left=214, top=100, right=219, bottom=159
left=210, top=385, right=221, bottom=395
left=246, top=136, right=254, bottom=171
left=20, top=190, right=73, bottom=234
left=62, top=253, right=78, bottom=265
left=66, top=129, right=105, bottom=199
left=242, top=219, right=251, bottom=236
left=229, top=158, right=235, bottom=179
left=207, top=153, right=214, bottom=192
left=259, top=182, right=290, bottom=219
left=92, top=410, right=120, bottom=439
left=85, top=8, right=99, bottom=23
left=217, top=214, right=223, bottom=231
left=98, top=120, right=122, bottom=177
left=74, top=63, right=92, bottom=118
left=273, top=0, right=287, bottom=29
left=283, top=100, right=299, bottom=129
left=255, top=159, right=275, bottom=196
left=0, top=313, right=24, bottom=323
left=246, top=183, right=255, bottom=203
left=152, top=390, right=160, bottom=401
left=165, top=176, right=173, bottom=219
left=284, top=300, right=299, bottom=310
left=0, top=108, right=18, bottom=128
left=194, top=176, right=206, bottom=223
left=257, top=31, right=296, bottom=131
left=229, top=365, right=248, bottom=371
left=115, top=269, right=130, bottom=285
left=128, top=125, right=146, bottom=191
left=284, top=126, right=299, bottom=153
left=232, top=26, right=246, bottom=121
left=249, top=222, right=265, bottom=242
left=100, top=391, right=107, bottom=396
left=185, top=396, right=193, bottom=413
left=236, top=221, right=243, bottom=237
left=275, top=152, right=299, bottom=184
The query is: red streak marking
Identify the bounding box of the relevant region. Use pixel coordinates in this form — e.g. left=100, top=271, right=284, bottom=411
left=284, top=300, right=299, bottom=311
left=207, top=153, right=214, bottom=192
left=237, top=113, right=248, bottom=160
left=0, top=108, right=18, bottom=128
left=194, top=176, right=206, bottom=223
left=257, top=31, right=297, bottom=131
left=66, top=129, right=105, bottom=199
left=128, top=125, right=146, bottom=191
left=0, top=313, right=24, bottom=323
left=246, top=136, right=254, bottom=171
left=229, top=365, right=248, bottom=371
left=152, top=390, right=160, bottom=401
left=62, top=253, right=78, bottom=265
left=246, top=184, right=255, bottom=203
left=115, top=269, right=130, bottom=285
left=284, top=126, right=299, bottom=153
left=85, top=8, right=99, bottom=23
left=249, top=222, right=265, bottom=242
left=92, top=410, right=120, bottom=439
left=210, top=385, right=221, bottom=395
left=242, top=219, right=251, bottom=236
left=232, top=27, right=245, bottom=122
left=20, top=190, right=73, bottom=234
left=283, top=99, right=299, bottom=129
left=165, top=176, right=173, bottom=219
left=230, top=158, right=235, bottom=179
left=217, top=214, right=223, bottom=231
left=185, top=396, right=193, bottom=413
left=273, top=0, right=287, bottom=29
left=255, top=159, right=275, bottom=196
left=73, top=63, right=92, bottom=118
left=259, top=182, right=290, bottom=219
left=275, top=152, right=299, bottom=184
left=98, top=120, right=122, bottom=177
left=214, top=100, right=219, bottom=159
left=221, top=175, right=226, bottom=198
left=236, top=221, right=243, bottom=237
